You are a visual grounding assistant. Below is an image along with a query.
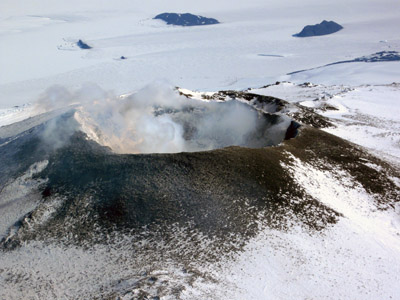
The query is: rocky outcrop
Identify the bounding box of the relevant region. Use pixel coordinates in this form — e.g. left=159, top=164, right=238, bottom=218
left=293, top=20, right=343, bottom=37
left=76, top=39, right=91, bottom=49
left=154, top=13, right=219, bottom=26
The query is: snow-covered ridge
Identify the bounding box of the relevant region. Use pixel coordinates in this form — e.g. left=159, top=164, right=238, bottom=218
left=289, top=51, right=400, bottom=75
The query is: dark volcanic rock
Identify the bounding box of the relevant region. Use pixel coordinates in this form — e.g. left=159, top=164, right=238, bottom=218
left=284, top=121, right=301, bottom=140
left=293, top=20, right=343, bottom=37
left=77, top=39, right=92, bottom=49
left=154, top=13, right=219, bottom=26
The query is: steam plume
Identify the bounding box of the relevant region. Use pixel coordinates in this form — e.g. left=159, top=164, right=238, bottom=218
left=35, top=82, right=290, bottom=154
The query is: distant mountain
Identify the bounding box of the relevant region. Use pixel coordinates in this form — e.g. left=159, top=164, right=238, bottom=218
left=154, top=13, right=219, bottom=26
left=293, top=20, right=343, bottom=37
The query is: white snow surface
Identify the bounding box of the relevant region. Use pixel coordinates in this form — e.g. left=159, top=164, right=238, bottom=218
left=287, top=61, right=400, bottom=86
left=0, top=104, right=35, bottom=127
left=320, top=85, right=400, bottom=163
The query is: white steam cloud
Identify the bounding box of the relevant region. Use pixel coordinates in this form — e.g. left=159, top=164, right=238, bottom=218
left=35, top=82, right=291, bottom=154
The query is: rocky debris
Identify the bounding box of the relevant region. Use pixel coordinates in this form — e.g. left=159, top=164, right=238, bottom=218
left=353, top=51, right=400, bottom=62
left=154, top=13, right=219, bottom=26
left=333, top=51, right=400, bottom=64
left=288, top=106, right=334, bottom=129
left=293, top=20, right=343, bottom=37
left=179, top=87, right=335, bottom=130
left=288, top=51, right=400, bottom=75
left=178, top=89, right=289, bottom=114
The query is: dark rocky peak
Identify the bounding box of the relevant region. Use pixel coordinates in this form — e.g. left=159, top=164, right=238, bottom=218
left=154, top=13, right=219, bottom=26
left=77, top=39, right=92, bottom=49
left=293, top=20, right=343, bottom=37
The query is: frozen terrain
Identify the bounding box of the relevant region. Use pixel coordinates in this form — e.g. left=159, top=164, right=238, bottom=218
left=1, top=0, right=400, bottom=107
left=1, top=0, right=400, bottom=299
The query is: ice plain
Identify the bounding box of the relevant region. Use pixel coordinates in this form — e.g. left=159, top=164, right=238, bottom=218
left=1, top=0, right=400, bottom=107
